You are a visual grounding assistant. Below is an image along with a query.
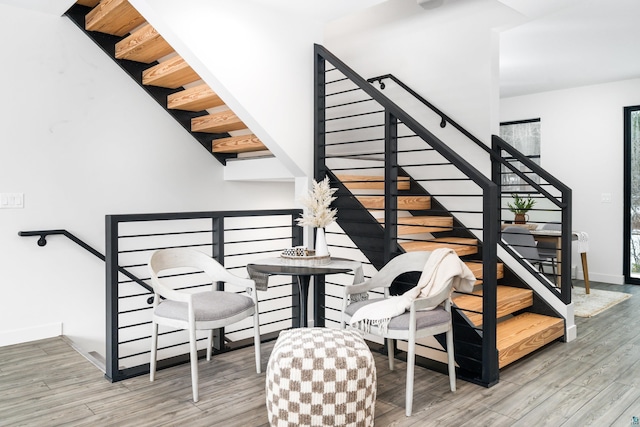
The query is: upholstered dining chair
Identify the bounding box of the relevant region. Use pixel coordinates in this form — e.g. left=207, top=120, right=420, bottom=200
left=341, top=251, right=456, bottom=417
left=148, top=248, right=261, bottom=402
left=502, top=225, right=557, bottom=276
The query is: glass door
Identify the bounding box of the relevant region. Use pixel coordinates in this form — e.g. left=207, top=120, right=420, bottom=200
left=624, top=105, right=640, bottom=284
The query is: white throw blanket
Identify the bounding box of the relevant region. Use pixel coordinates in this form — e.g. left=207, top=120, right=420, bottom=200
left=349, top=248, right=476, bottom=333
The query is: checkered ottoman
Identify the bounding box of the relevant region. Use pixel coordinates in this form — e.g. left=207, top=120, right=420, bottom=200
left=266, top=328, right=376, bottom=427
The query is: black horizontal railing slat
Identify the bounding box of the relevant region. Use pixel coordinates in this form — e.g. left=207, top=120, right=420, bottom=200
left=105, top=209, right=302, bottom=382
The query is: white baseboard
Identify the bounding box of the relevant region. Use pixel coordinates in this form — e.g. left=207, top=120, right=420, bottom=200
left=0, top=322, right=62, bottom=347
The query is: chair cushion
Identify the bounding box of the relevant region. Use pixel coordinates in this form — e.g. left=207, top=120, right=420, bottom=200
left=345, top=299, right=450, bottom=330
left=155, top=291, right=254, bottom=322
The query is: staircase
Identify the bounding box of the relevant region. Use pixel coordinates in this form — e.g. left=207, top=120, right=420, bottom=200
left=315, top=44, right=572, bottom=387
left=335, top=172, right=564, bottom=370
left=69, top=0, right=270, bottom=164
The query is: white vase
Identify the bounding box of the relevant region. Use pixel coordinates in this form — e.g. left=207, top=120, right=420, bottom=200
left=315, top=228, right=329, bottom=257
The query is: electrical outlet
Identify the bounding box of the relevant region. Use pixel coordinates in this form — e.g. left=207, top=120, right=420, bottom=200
left=601, top=192, right=612, bottom=203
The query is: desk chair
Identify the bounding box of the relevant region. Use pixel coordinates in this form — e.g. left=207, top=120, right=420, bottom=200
left=502, top=226, right=557, bottom=277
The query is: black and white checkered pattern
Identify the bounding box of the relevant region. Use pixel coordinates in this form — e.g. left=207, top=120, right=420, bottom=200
left=266, top=328, right=376, bottom=427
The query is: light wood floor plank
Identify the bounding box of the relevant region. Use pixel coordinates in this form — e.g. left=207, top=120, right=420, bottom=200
left=0, top=281, right=638, bottom=426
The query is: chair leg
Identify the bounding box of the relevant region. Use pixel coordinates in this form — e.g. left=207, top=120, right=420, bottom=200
left=253, top=312, right=262, bottom=374
left=387, top=338, right=395, bottom=371
left=446, top=328, right=456, bottom=392
left=189, top=327, right=199, bottom=402
left=150, top=322, right=158, bottom=382
left=206, top=330, right=213, bottom=361
left=406, top=336, right=415, bottom=417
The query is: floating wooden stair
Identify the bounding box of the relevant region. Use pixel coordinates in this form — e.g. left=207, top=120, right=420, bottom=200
left=85, top=0, right=144, bottom=36
left=115, top=23, right=173, bottom=63
left=453, top=285, right=532, bottom=326
left=496, top=312, right=564, bottom=368
left=74, top=0, right=270, bottom=161
left=401, top=237, right=478, bottom=257
left=168, top=83, right=224, bottom=112
left=337, top=174, right=410, bottom=190
left=213, top=134, right=266, bottom=154
left=378, top=216, right=453, bottom=234
left=141, top=56, right=199, bottom=89
left=464, top=260, right=504, bottom=285
left=192, top=110, right=246, bottom=133
left=357, top=195, right=431, bottom=210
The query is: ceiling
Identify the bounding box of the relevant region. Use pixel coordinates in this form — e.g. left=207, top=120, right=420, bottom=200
left=499, top=0, right=640, bottom=97
left=3, top=0, right=639, bottom=98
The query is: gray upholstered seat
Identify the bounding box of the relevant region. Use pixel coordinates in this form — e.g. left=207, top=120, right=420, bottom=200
left=148, top=248, right=261, bottom=403
left=341, top=251, right=456, bottom=417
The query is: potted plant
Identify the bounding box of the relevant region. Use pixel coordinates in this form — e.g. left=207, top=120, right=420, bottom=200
left=507, top=193, right=535, bottom=224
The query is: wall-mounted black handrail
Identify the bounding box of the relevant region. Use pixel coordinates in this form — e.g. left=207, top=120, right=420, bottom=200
left=18, top=229, right=153, bottom=295
left=367, top=72, right=573, bottom=303
left=367, top=73, right=491, bottom=155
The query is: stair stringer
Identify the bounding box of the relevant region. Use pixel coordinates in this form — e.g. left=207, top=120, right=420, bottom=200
left=128, top=0, right=308, bottom=181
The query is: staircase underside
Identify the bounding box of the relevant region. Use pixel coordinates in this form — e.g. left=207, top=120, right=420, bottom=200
left=68, top=0, right=272, bottom=167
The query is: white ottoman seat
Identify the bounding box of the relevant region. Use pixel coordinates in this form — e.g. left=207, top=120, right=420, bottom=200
left=266, top=328, right=376, bottom=427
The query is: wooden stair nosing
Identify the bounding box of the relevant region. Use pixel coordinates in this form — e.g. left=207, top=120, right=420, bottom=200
left=142, top=56, right=200, bottom=89
left=453, top=285, right=533, bottom=327
left=85, top=0, right=145, bottom=37
left=463, top=261, right=504, bottom=280
left=212, top=134, right=267, bottom=154
left=378, top=216, right=453, bottom=234
left=76, top=0, right=100, bottom=7
left=400, top=237, right=478, bottom=257
left=192, top=111, right=247, bottom=133
left=168, top=84, right=224, bottom=112
left=357, top=195, right=431, bottom=210
left=497, top=312, right=564, bottom=368
left=336, top=174, right=411, bottom=191
left=115, top=23, right=173, bottom=63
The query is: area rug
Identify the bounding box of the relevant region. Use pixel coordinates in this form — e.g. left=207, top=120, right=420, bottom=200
left=573, top=287, right=632, bottom=318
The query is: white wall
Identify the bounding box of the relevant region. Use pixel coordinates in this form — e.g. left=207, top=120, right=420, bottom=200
left=129, top=0, right=326, bottom=179
left=0, top=4, right=295, bottom=351
left=324, top=0, right=520, bottom=153
left=501, top=77, right=640, bottom=284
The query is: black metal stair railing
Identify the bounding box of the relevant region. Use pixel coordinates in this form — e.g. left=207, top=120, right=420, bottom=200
left=21, top=209, right=306, bottom=383
left=314, top=44, right=500, bottom=387
left=367, top=73, right=573, bottom=304
left=105, top=209, right=304, bottom=382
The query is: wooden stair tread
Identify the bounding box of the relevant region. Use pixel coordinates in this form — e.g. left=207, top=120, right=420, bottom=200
left=212, top=134, right=267, bottom=153
left=142, top=56, right=200, bottom=88
left=336, top=174, right=410, bottom=190
left=85, top=0, right=145, bottom=37
left=357, top=195, right=431, bottom=210
left=463, top=261, right=504, bottom=281
left=115, top=23, right=173, bottom=63
left=453, top=285, right=532, bottom=326
left=378, top=216, right=453, bottom=234
left=76, top=0, right=100, bottom=7
left=192, top=110, right=246, bottom=133
left=497, top=312, right=564, bottom=368
left=168, top=84, right=224, bottom=111
left=401, top=237, right=478, bottom=256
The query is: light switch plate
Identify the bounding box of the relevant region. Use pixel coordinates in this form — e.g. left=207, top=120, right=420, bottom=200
left=0, top=193, right=24, bottom=208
